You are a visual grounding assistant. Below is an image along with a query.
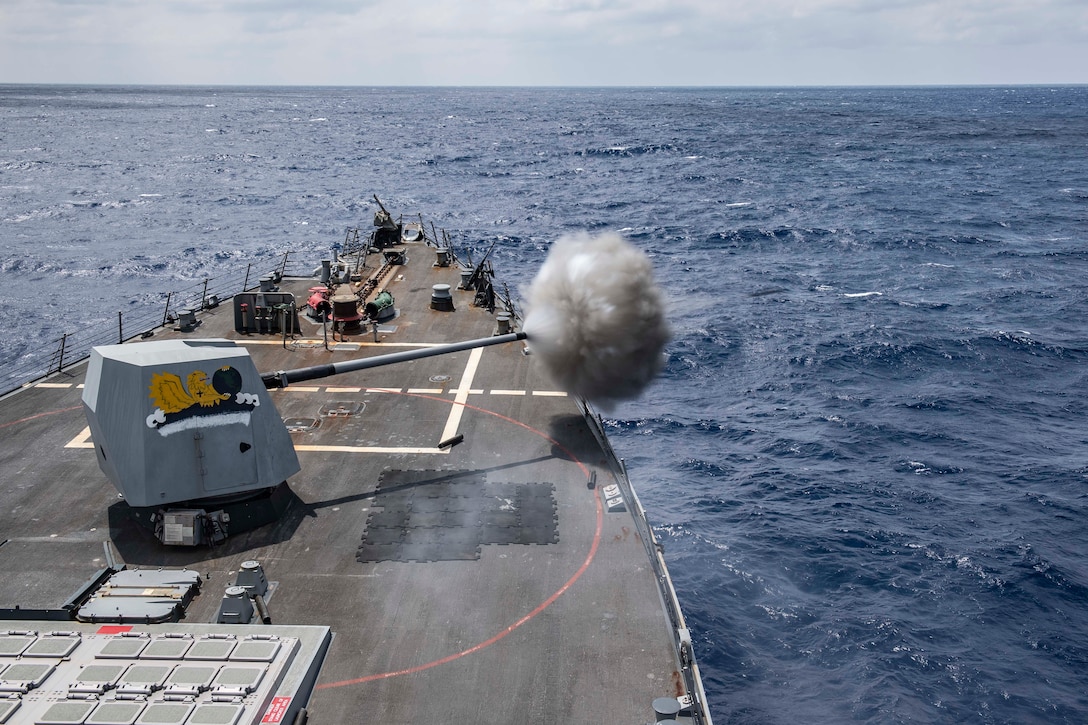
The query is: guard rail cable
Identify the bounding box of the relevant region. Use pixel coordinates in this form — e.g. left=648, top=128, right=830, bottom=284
left=0, top=252, right=304, bottom=398
left=577, top=398, right=714, bottom=725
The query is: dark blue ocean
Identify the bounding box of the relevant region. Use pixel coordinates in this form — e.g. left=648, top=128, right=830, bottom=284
left=3, top=85, right=1088, bottom=723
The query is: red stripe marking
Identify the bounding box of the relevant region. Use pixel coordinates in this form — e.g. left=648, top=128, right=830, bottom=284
left=0, top=405, right=82, bottom=430
left=315, top=392, right=602, bottom=690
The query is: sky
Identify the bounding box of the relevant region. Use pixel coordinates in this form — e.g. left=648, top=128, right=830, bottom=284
left=1, top=0, right=1086, bottom=86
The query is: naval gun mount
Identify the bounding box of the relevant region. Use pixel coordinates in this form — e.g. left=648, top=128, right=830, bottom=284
left=82, top=331, right=527, bottom=546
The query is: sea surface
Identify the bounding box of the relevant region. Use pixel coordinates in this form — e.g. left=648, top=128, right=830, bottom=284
left=3, top=84, right=1088, bottom=723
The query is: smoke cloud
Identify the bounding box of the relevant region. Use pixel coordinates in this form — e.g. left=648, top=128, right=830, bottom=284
left=523, top=232, right=670, bottom=409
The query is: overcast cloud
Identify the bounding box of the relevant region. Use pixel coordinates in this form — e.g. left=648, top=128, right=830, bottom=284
left=1, top=0, right=1085, bottom=85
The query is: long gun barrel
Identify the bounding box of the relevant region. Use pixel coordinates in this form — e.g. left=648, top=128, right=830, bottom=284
left=261, top=331, right=528, bottom=389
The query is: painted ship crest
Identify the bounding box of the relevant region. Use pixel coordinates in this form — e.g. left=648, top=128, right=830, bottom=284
left=145, top=366, right=260, bottom=434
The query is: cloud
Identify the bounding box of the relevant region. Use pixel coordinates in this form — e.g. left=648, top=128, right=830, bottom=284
left=0, top=0, right=1085, bottom=84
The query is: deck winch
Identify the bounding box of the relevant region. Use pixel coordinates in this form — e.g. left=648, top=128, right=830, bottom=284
left=364, top=290, right=396, bottom=321
left=330, top=293, right=362, bottom=332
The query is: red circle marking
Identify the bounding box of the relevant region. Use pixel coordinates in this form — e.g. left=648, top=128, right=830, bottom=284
left=12, top=396, right=606, bottom=689
left=314, top=391, right=603, bottom=690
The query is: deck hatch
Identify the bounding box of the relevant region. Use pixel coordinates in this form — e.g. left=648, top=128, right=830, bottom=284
left=165, top=665, right=217, bottom=691
left=142, top=638, right=192, bottom=660
left=117, top=663, right=172, bottom=695
left=319, top=401, right=364, bottom=417
left=24, top=635, right=81, bottom=658
left=230, top=640, right=280, bottom=662
left=134, top=702, right=191, bottom=725
left=0, top=661, right=54, bottom=692
left=76, top=569, right=202, bottom=624
left=0, top=701, right=19, bottom=724
left=97, top=637, right=149, bottom=659
left=85, top=701, right=144, bottom=724
left=211, top=665, right=264, bottom=693
left=69, top=663, right=126, bottom=694
left=357, top=470, right=558, bottom=562
left=0, top=635, right=34, bottom=657
left=186, top=639, right=237, bottom=661
left=36, top=701, right=96, bottom=725
left=186, top=703, right=245, bottom=725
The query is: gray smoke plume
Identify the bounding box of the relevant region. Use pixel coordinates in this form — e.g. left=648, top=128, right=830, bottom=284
left=523, top=232, right=670, bottom=409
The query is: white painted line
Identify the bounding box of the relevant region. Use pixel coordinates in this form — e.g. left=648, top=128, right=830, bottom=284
left=326, top=387, right=361, bottom=393
left=280, top=386, right=321, bottom=392
left=65, top=427, right=94, bottom=449
left=448, top=389, right=484, bottom=395
left=365, top=387, right=403, bottom=393
left=37, top=383, right=73, bottom=388
left=532, top=391, right=568, bottom=397
left=65, top=424, right=449, bottom=455
left=490, top=389, right=526, bottom=396
left=407, top=388, right=444, bottom=394
left=441, top=346, right=483, bottom=443
left=296, top=445, right=446, bottom=455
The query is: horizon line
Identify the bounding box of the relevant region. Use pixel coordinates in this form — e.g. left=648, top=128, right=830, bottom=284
left=2, top=81, right=1087, bottom=91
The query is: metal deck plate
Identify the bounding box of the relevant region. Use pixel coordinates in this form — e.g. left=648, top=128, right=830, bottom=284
left=0, top=623, right=329, bottom=725
left=357, top=470, right=558, bottom=562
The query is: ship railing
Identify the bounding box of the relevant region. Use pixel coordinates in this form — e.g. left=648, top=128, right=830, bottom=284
left=576, top=397, right=715, bottom=725
left=0, top=251, right=311, bottom=398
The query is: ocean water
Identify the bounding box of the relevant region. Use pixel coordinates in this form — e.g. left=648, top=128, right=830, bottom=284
left=3, top=84, right=1088, bottom=723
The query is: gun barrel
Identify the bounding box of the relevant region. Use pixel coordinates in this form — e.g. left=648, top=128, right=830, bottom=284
left=261, top=331, right=528, bottom=388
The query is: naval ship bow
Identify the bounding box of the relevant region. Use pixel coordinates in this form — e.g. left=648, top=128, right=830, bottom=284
left=0, top=200, right=712, bottom=724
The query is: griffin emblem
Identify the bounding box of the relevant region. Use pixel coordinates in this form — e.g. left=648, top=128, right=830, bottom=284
left=149, top=369, right=230, bottom=413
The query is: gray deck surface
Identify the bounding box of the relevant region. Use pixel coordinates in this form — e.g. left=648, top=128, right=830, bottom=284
left=0, top=242, right=691, bottom=724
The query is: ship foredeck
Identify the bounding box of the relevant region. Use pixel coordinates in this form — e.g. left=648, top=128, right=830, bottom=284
left=0, top=240, right=698, bottom=723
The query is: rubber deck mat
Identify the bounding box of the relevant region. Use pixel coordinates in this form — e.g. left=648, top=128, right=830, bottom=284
left=357, top=469, right=558, bottom=562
